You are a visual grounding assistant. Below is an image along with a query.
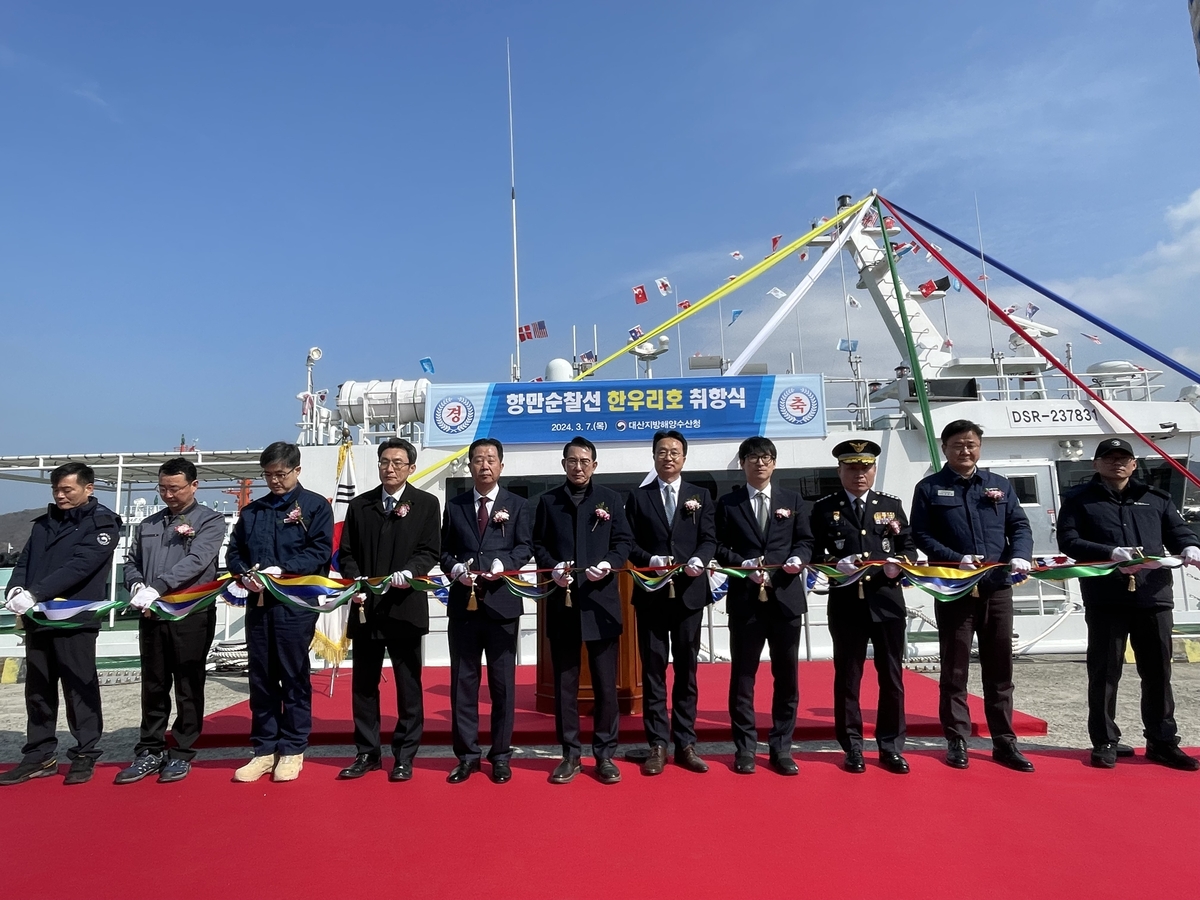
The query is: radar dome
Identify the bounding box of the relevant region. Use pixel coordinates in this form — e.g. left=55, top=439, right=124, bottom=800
left=545, top=358, right=574, bottom=382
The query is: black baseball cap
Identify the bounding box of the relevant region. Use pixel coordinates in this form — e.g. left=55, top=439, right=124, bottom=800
left=1094, top=438, right=1135, bottom=459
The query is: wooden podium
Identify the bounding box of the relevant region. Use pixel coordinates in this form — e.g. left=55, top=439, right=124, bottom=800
left=535, top=567, right=643, bottom=715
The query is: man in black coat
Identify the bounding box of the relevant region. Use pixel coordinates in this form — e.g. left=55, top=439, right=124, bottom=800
left=624, top=429, right=715, bottom=776
left=337, top=437, right=441, bottom=783
left=225, top=442, right=334, bottom=784
left=439, top=437, right=533, bottom=784
left=715, top=436, right=813, bottom=776
left=1057, top=437, right=1200, bottom=771
left=1, top=463, right=120, bottom=787
left=532, top=436, right=633, bottom=785
left=810, top=440, right=914, bottom=775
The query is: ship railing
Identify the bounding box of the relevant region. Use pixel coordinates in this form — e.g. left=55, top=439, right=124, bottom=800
left=971, top=367, right=1165, bottom=403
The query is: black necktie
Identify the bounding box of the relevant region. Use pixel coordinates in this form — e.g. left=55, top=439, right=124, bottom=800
left=477, top=497, right=489, bottom=538
left=853, top=498, right=865, bottom=523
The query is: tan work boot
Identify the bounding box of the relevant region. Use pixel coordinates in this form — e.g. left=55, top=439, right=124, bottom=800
left=273, top=754, right=304, bottom=782
left=233, top=754, right=278, bottom=783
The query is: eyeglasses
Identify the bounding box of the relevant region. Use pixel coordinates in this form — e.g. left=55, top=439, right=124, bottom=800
left=157, top=484, right=193, bottom=496
left=378, top=460, right=413, bottom=470
left=261, top=467, right=297, bottom=481
left=744, top=455, right=775, bottom=465
left=564, top=458, right=595, bottom=469
left=654, top=450, right=683, bottom=460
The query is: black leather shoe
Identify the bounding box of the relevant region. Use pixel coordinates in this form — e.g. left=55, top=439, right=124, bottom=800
left=844, top=749, right=866, bottom=774
left=1090, top=742, right=1118, bottom=769
left=447, top=760, right=481, bottom=784
left=1145, top=742, right=1200, bottom=771
left=879, top=751, right=910, bottom=775
left=641, top=746, right=667, bottom=776
left=389, top=760, right=413, bottom=782
left=768, top=751, right=799, bottom=776
left=595, top=758, right=621, bottom=784
left=734, top=753, right=756, bottom=775
left=0, top=757, right=58, bottom=786
left=549, top=756, right=582, bottom=784
left=674, top=746, right=709, bottom=773
left=1115, top=742, right=1135, bottom=758
left=63, top=756, right=96, bottom=785
left=114, top=751, right=165, bottom=785
left=945, top=738, right=969, bottom=769
left=491, top=761, right=512, bottom=784
left=992, top=745, right=1035, bottom=773
left=338, top=754, right=382, bottom=780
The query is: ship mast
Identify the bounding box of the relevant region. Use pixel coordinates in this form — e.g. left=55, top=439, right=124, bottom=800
left=507, top=39, right=522, bottom=383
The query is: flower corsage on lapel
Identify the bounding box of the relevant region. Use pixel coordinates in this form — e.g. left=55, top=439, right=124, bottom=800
left=284, top=502, right=308, bottom=532
left=174, top=521, right=196, bottom=544
left=887, top=519, right=903, bottom=535
left=592, top=502, right=612, bottom=532
left=394, top=501, right=411, bottom=518
left=492, top=508, right=510, bottom=536
left=983, top=487, right=1005, bottom=506
left=683, top=496, right=702, bottom=520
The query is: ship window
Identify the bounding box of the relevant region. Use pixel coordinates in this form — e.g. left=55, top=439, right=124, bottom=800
left=1007, top=475, right=1038, bottom=505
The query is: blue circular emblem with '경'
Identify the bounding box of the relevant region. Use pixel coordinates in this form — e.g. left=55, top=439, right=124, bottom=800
left=433, top=396, right=475, bottom=434
left=777, top=386, right=819, bottom=426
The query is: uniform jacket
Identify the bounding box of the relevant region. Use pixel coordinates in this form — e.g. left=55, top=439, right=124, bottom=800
left=123, top=502, right=225, bottom=596
left=532, top=481, right=633, bottom=642
left=1057, top=475, right=1199, bottom=609
left=440, top=486, right=533, bottom=621
left=11, top=498, right=121, bottom=633
left=714, top=484, right=813, bottom=621
left=339, top=484, right=441, bottom=636
left=624, top=480, right=716, bottom=610
left=810, top=489, right=914, bottom=621
left=910, top=465, right=1033, bottom=583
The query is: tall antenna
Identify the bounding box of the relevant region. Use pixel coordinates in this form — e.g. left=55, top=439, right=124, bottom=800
left=507, top=39, right=522, bottom=383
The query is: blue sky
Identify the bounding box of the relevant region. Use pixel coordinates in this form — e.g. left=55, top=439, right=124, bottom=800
left=1, top=1, right=1198, bottom=508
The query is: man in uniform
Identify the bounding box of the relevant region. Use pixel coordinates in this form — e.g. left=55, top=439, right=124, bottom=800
left=532, top=437, right=633, bottom=785
left=225, top=442, right=333, bottom=783
left=625, top=430, right=716, bottom=776
left=337, top=437, right=440, bottom=783
left=910, top=420, right=1035, bottom=772
left=1, top=462, right=120, bottom=786
left=439, top=437, right=532, bottom=784
left=1057, top=438, right=1200, bottom=770
left=116, top=457, right=226, bottom=784
left=715, top=436, right=813, bottom=776
left=810, top=440, right=914, bottom=774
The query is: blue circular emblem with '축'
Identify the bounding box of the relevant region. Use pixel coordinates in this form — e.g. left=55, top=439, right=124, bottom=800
left=433, top=396, right=475, bottom=434
left=776, top=386, right=819, bottom=426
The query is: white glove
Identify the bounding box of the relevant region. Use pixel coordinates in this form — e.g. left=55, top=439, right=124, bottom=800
left=648, top=555, right=671, bottom=574
left=129, top=583, right=145, bottom=596
left=130, top=586, right=160, bottom=611
left=226, top=580, right=249, bottom=600
left=585, top=561, right=612, bottom=581
left=684, top=557, right=704, bottom=577
left=449, top=562, right=473, bottom=586
left=482, top=558, right=505, bottom=581
left=883, top=558, right=903, bottom=579
left=835, top=555, right=859, bottom=575
left=959, top=555, right=979, bottom=571
left=5, top=585, right=22, bottom=602
left=351, top=591, right=367, bottom=605
left=552, top=561, right=573, bottom=587
left=5, top=589, right=35, bottom=615
left=1009, top=558, right=1032, bottom=575
left=741, top=558, right=765, bottom=584
left=1110, top=546, right=1135, bottom=563
left=782, top=556, right=803, bottom=575
left=243, top=573, right=265, bottom=592
left=1181, top=546, right=1200, bottom=568
left=390, top=570, right=412, bottom=589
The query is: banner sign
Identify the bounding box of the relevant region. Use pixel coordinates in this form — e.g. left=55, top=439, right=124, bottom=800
left=422, top=375, right=826, bottom=447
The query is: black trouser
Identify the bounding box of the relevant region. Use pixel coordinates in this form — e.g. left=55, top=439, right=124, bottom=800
left=22, top=628, right=103, bottom=763
left=1084, top=604, right=1177, bottom=747
left=135, top=608, right=216, bottom=761
left=548, top=611, right=620, bottom=760
left=635, top=597, right=704, bottom=752
left=727, top=605, right=802, bottom=756
left=448, top=611, right=518, bottom=764
left=828, top=601, right=906, bottom=754
left=935, top=584, right=1015, bottom=747
left=351, top=620, right=424, bottom=763
left=246, top=602, right=317, bottom=757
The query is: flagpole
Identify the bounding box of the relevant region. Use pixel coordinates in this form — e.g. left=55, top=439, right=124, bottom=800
left=675, top=280, right=684, bottom=377
left=507, top=39, right=522, bottom=383
left=717, top=297, right=727, bottom=373
left=974, top=192, right=999, bottom=384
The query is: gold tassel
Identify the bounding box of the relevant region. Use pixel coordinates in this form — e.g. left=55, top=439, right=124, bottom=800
left=467, top=583, right=479, bottom=612
left=758, top=583, right=768, bottom=603
left=858, top=581, right=864, bottom=599
left=971, top=586, right=979, bottom=598
left=358, top=605, right=366, bottom=624
left=565, top=585, right=572, bottom=608
left=1128, top=574, right=1137, bottom=592
left=257, top=595, right=263, bottom=607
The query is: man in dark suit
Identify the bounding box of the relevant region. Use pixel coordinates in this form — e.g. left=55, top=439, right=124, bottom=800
left=715, top=436, right=813, bottom=776
left=624, top=429, right=715, bottom=776
left=532, top=436, right=633, bottom=785
left=810, top=440, right=914, bottom=775
left=225, top=442, right=333, bottom=784
left=336, top=437, right=440, bottom=783
left=439, top=437, right=533, bottom=784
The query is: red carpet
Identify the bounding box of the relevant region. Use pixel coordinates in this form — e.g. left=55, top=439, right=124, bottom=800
left=1, top=750, right=1194, bottom=899
left=199, top=661, right=1046, bottom=748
